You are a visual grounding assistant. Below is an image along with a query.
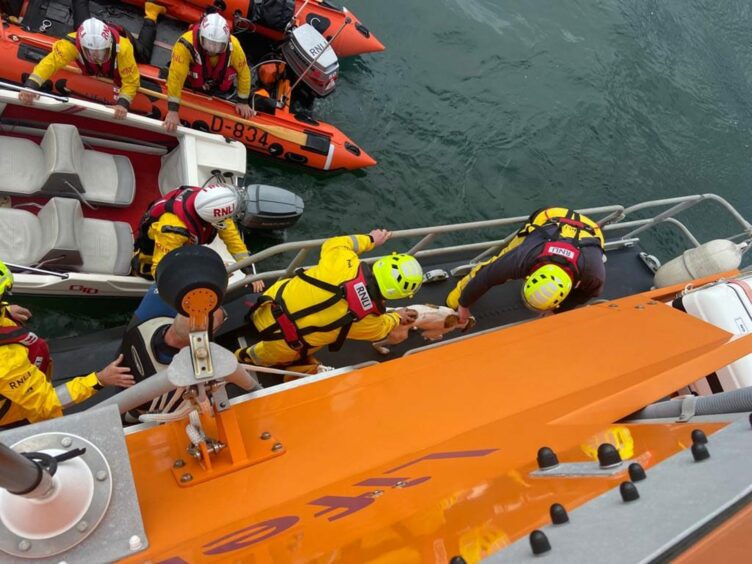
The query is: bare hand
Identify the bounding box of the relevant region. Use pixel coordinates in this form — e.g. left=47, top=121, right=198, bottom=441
left=113, top=104, right=128, bottom=120
left=457, top=305, right=471, bottom=325
left=369, top=229, right=391, bottom=247
left=235, top=102, right=253, bottom=119
left=96, top=354, right=135, bottom=388
left=8, top=304, right=32, bottom=323
left=252, top=279, right=265, bottom=293
left=18, top=90, right=39, bottom=105
left=164, top=110, right=181, bottom=133
left=396, top=307, right=418, bottom=326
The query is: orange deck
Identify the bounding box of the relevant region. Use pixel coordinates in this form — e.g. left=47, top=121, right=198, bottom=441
left=120, top=282, right=752, bottom=562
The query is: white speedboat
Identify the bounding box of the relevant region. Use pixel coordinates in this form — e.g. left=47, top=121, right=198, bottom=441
left=0, top=86, right=303, bottom=297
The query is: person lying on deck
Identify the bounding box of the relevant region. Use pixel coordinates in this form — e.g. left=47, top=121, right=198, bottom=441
left=18, top=2, right=166, bottom=119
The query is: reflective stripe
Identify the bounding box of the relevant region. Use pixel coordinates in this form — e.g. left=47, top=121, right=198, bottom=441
left=349, top=236, right=359, bottom=253
left=247, top=345, right=264, bottom=366
left=167, top=95, right=181, bottom=103
left=28, top=74, right=44, bottom=86
left=119, top=92, right=135, bottom=102
left=324, top=143, right=334, bottom=170
left=54, top=383, right=75, bottom=408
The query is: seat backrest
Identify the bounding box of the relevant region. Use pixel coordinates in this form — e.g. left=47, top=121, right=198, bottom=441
left=36, top=197, right=83, bottom=268
left=0, top=207, right=44, bottom=265
left=39, top=124, right=87, bottom=196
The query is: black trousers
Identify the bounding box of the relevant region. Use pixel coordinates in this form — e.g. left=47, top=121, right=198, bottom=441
left=72, top=0, right=157, bottom=63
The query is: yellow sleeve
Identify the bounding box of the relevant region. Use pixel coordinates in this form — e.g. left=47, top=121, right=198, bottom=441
left=115, top=38, right=140, bottom=106
left=166, top=33, right=194, bottom=107
left=27, top=35, right=79, bottom=87
left=320, top=234, right=375, bottom=257
left=149, top=213, right=191, bottom=274
left=348, top=312, right=401, bottom=341
left=229, top=36, right=251, bottom=100
left=0, top=345, right=98, bottom=424
left=216, top=219, right=250, bottom=261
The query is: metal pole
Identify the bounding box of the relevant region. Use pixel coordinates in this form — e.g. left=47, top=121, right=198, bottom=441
left=4, top=262, right=69, bottom=278
left=0, top=443, right=42, bottom=495
left=0, top=80, right=70, bottom=102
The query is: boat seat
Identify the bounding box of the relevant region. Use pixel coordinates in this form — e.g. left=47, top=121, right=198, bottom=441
left=158, top=135, right=246, bottom=195
left=0, top=198, right=133, bottom=275
left=0, top=124, right=136, bottom=207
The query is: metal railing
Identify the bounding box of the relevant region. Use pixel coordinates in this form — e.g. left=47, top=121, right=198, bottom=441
left=228, top=194, right=752, bottom=292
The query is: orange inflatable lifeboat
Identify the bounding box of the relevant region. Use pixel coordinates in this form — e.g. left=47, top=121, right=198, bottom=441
left=120, top=0, right=385, bottom=58
left=0, top=21, right=376, bottom=172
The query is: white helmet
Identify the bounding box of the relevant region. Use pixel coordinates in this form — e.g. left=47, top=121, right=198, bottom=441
left=195, top=184, right=238, bottom=227
left=78, top=18, right=112, bottom=65
left=199, top=13, right=230, bottom=55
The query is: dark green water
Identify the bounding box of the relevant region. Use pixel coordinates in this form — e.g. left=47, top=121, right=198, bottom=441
left=19, top=0, right=752, bottom=336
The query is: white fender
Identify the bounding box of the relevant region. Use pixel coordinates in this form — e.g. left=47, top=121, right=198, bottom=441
left=654, top=239, right=747, bottom=288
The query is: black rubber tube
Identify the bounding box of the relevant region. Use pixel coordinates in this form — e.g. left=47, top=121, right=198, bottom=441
left=628, top=387, right=752, bottom=420
left=0, top=443, right=42, bottom=495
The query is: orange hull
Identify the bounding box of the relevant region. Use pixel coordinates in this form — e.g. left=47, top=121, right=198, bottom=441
left=0, top=25, right=376, bottom=172
left=121, top=0, right=385, bottom=57
left=113, top=274, right=752, bottom=562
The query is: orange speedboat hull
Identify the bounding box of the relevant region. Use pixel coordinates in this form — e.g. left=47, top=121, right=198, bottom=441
left=0, top=25, right=376, bottom=172
left=121, top=0, right=385, bottom=57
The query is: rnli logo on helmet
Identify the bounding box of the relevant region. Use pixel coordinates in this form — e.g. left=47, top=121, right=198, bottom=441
left=354, top=282, right=372, bottom=310
left=549, top=246, right=575, bottom=259
left=213, top=205, right=235, bottom=218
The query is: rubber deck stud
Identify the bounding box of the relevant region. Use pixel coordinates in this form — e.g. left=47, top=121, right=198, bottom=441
left=597, top=443, right=622, bottom=468
left=691, top=429, right=708, bottom=445
left=550, top=503, right=569, bottom=524
left=529, top=529, right=551, bottom=554
left=620, top=481, right=640, bottom=502
left=692, top=442, right=710, bottom=462
left=628, top=462, right=646, bottom=482
left=537, top=446, right=559, bottom=469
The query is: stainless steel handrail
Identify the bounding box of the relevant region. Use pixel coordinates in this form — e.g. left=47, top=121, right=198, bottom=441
left=227, top=194, right=752, bottom=291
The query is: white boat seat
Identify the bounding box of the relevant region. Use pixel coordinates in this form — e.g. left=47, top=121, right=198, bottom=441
left=0, top=124, right=136, bottom=207
left=158, top=135, right=246, bottom=195
left=0, top=198, right=133, bottom=275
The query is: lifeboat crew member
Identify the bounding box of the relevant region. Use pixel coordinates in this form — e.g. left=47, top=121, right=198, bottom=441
left=0, top=260, right=134, bottom=429
left=17, top=4, right=167, bottom=118
left=446, top=207, right=606, bottom=323
left=236, top=229, right=422, bottom=375
left=119, top=289, right=242, bottom=422
left=163, top=12, right=253, bottom=133
left=131, top=183, right=265, bottom=292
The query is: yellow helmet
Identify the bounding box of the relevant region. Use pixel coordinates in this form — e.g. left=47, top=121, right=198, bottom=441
left=372, top=253, right=423, bottom=300
left=0, top=260, right=13, bottom=298
left=522, top=263, right=572, bottom=311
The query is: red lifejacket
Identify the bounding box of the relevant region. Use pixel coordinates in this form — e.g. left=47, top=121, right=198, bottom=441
left=136, top=187, right=217, bottom=249
left=0, top=320, right=52, bottom=376
left=529, top=216, right=602, bottom=282
left=178, top=25, right=236, bottom=93
left=256, top=264, right=385, bottom=354
left=67, top=25, right=122, bottom=86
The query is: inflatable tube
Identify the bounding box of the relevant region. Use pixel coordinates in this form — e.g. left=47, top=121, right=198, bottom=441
left=0, top=23, right=376, bottom=171
left=121, top=0, right=385, bottom=57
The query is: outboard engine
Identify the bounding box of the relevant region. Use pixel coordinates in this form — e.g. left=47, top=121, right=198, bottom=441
left=234, top=182, right=304, bottom=231
left=281, top=23, right=339, bottom=97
